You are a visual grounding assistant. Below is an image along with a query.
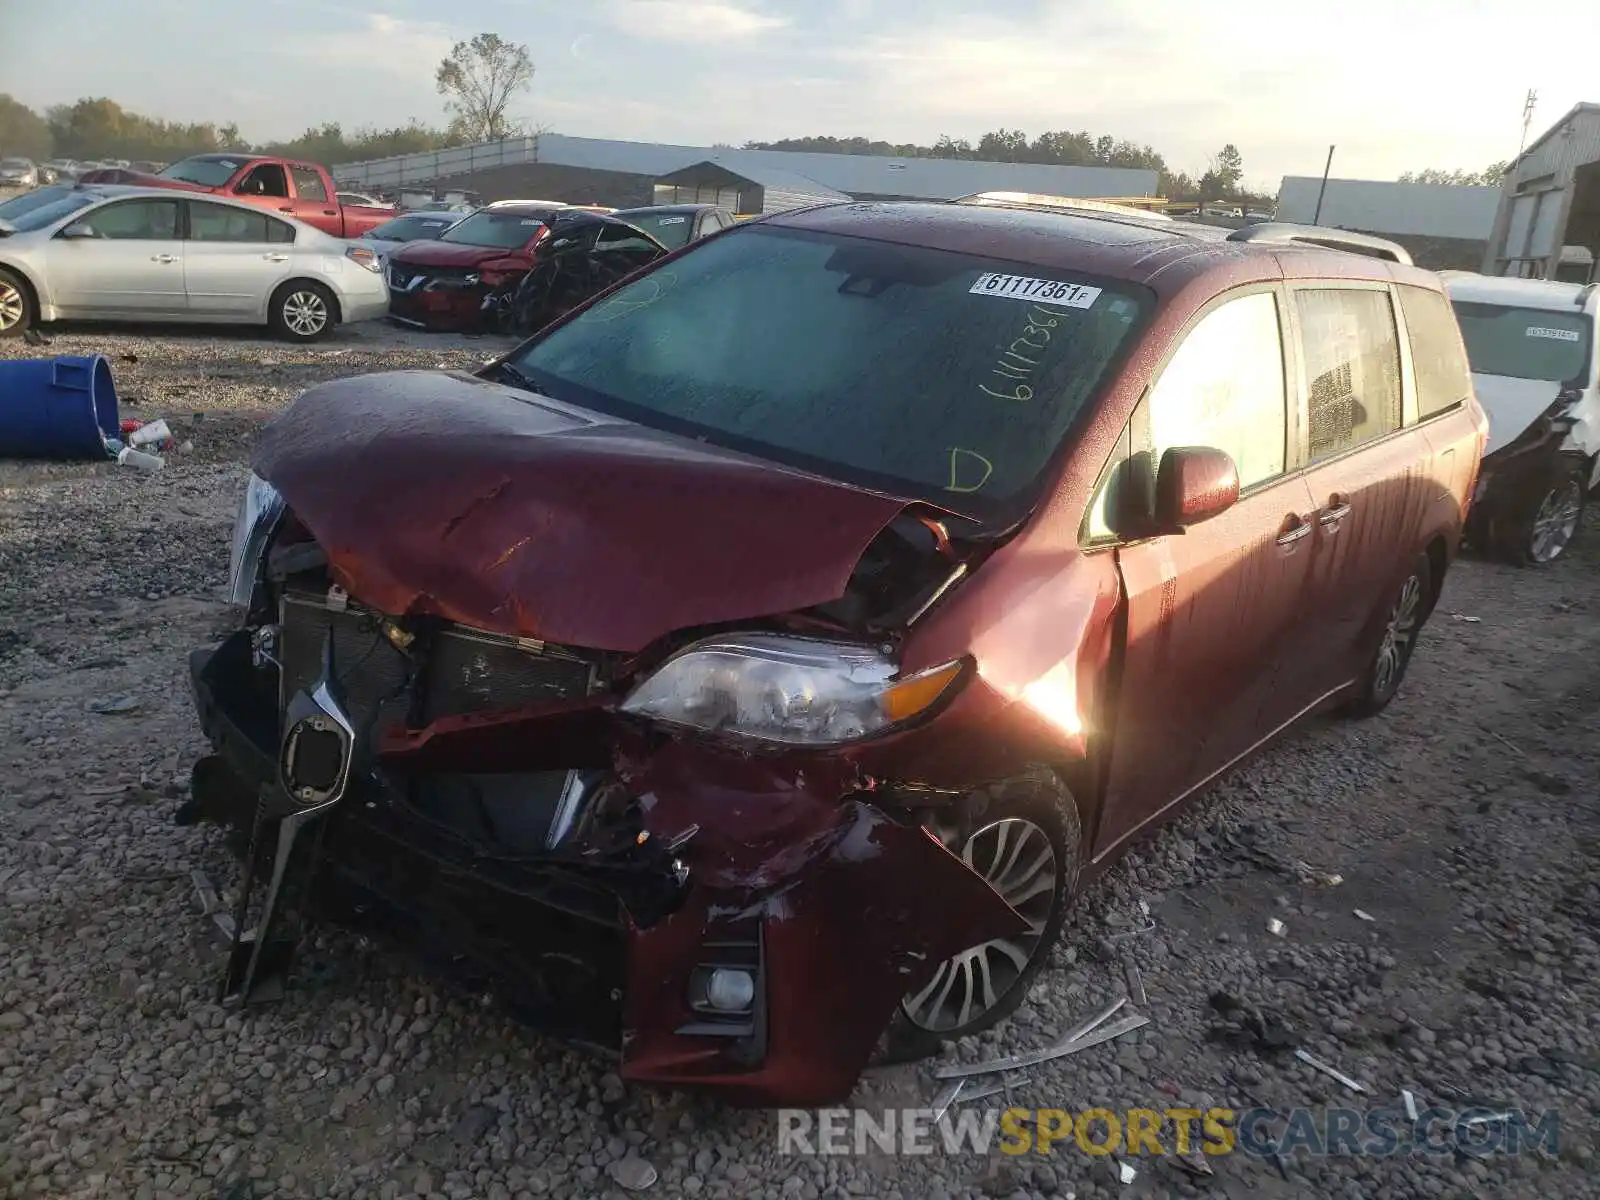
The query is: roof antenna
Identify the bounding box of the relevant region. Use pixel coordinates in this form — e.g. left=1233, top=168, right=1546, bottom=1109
left=1517, top=89, right=1538, bottom=160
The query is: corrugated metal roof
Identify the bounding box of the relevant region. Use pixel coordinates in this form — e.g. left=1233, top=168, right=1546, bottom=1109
left=534, top=135, right=1155, bottom=200
left=657, top=159, right=850, bottom=201
left=1508, top=104, right=1600, bottom=188
left=1274, top=177, right=1500, bottom=240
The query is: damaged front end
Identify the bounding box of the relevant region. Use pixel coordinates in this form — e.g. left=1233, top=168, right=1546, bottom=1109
left=186, top=424, right=1028, bottom=1105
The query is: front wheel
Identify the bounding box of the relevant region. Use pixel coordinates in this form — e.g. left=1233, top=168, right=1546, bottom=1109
left=1341, top=552, right=1432, bottom=719
left=0, top=268, right=35, bottom=338
left=270, top=281, right=336, bottom=342
left=885, top=767, right=1081, bottom=1061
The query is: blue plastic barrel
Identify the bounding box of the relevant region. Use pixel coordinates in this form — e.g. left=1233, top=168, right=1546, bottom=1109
left=0, top=356, right=120, bottom=459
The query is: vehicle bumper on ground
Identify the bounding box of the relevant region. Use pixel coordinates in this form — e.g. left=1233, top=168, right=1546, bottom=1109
left=186, top=631, right=1024, bottom=1106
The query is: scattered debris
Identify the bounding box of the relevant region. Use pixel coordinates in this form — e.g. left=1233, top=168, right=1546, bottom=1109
left=1174, top=1150, right=1214, bottom=1178
left=86, top=695, right=141, bottom=715
left=1294, top=1048, right=1367, bottom=1094
left=1103, top=919, right=1156, bottom=942
left=930, top=1079, right=965, bottom=1123
left=605, top=1156, right=658, bottom=1191
left=1266, top=918, right=1288, bottom=937
left=129, top=418, right=173, bottom=448
left=1114, top=1158, right=1138, bottom=1185
left=22, top=327, right=51, bottom=347
left=1123, top=960, right=1147, bottom=1006
left=116, top=446, right=164, bottom=471
left=1354, top=909, right=1375, bottom=922
left=1449, top=613, right=1482, bottom=623
left=934, top=1011, right=1150, bottom=1080
left=1402, top=1089, right=1419, bottom=1121
left=1485, top=729, right=1527, bottom=758
left=1459, top=1111, right=1515, bottom=1127
left=192, top=870, right=221, bottom=917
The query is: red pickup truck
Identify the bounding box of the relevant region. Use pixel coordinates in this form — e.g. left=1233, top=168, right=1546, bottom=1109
left=75, top=154, right=395, bottom=238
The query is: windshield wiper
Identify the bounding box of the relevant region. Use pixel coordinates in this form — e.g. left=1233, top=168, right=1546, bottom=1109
left=484, top=359, right=547, bottom=395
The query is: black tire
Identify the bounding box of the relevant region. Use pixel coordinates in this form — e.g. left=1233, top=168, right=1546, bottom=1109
left=1488, top=453, right=1587, bottom=567
left=882, top=766, right=1083, bottom=1062
left=1340, top=551, right=1432, bottom=719
left=269, top=281, right=336, bottom=342
left=0, top=267, right=35, bottom=338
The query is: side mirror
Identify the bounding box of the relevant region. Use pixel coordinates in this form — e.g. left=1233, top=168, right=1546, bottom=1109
left=59, top=222, right=96, bottom=239
left=1154, top=446, right=1240, bottom=529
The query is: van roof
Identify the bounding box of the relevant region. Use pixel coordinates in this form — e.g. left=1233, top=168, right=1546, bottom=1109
left=764, top=201, right=1433, bottom=296
left=1442, top=272, right=1598, bottom=313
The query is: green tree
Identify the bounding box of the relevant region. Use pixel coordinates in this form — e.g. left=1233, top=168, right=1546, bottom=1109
left=1210, top=144, right=1244, bottom=195
left=1398, top=163, right=1509, bottom=186
left=436, top=33, right=534, bottom=143
left=0, top=95, right=53, bottom=159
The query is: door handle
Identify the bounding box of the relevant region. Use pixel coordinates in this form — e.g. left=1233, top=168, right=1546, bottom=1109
left=149, top=253, right=177, bottom=264
left=262, top=253, right=289, bottom=263
left=1275, top=515, right=1313, bottom=547
left=1319, top=496, right=1353, bottom=525
left=278, top=206, right=295, bottom=213
left=322, top=209, right=337, bottom=216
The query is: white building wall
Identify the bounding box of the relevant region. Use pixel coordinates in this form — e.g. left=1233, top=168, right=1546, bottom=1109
left=1274, top=177, right=1500, bottom=240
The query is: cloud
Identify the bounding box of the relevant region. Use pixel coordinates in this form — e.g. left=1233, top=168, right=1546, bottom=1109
left=599, top=0, right=790, bottom=44
left=279, top=11, right=458, bottom=78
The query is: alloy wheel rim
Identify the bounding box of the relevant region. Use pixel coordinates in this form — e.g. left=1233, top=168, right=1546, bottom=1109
left=284, top=291, right=328, bottom=336
left=1529, top=481, right=1582, bottom=563
left=1372, top=573, right=1422, bottom=698
left=0, top=283, right=22, bottom=331
left=902, top=817, right=1058, bottom=1033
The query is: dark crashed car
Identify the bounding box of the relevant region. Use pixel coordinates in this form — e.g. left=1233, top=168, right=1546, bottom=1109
left=188, top=199, right=1484, bottom=1105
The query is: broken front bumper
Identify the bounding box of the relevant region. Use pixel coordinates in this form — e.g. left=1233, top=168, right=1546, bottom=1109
left=187, top=631, right=1025, bottom=1105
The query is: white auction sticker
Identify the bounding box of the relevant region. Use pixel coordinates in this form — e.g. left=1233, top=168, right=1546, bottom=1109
left=657, top=216, right=687, bottom=225
left=970, top=273, right=1102, bottom=308
left=1526, top=326, right=1580, bottom=341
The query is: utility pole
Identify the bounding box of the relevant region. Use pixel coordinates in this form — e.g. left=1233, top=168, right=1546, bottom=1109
left=1311, top=145, right=1335, bottom=226
left=1517, top=89, right=1538, bottom=159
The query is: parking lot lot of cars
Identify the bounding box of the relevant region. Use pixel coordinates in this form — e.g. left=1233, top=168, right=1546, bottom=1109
left=0, top=201, right=1597, bottom=1198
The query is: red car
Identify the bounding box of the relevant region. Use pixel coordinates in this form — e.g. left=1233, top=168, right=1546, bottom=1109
left=187, top=199, right=1484, bottom=1106
left=386, top=202, right=626, bottom=332
left=76, top=154, right=394, bottom=239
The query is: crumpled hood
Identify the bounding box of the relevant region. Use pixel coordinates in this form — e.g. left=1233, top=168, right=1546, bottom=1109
left=252, top=371, right=912, bottom=652
left=389, top=239, right=528, bottom=268
left=1472, top=372, right=1562, bottom=454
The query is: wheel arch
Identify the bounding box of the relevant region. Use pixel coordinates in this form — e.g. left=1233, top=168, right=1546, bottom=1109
left=0, top=259, right=46, bottom=322
left=270, top=277, right=342, bottom=326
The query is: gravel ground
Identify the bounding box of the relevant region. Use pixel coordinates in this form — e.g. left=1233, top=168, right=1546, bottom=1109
left=1, top=327, right=1597, bottom=1200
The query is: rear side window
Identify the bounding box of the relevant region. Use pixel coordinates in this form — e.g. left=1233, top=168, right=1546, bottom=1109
left=291, top=166, right=327, bottom=202
left=1397, top=285, right=1471, bottom=419
left=189, top=202, right=294, bottom=244
left=1296, top=289, right=1403, bottom=463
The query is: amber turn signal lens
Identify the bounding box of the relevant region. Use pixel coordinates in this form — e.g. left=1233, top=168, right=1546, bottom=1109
left=882, top=660, right=965, bottom=723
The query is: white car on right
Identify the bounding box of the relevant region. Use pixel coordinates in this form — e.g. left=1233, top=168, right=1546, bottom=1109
left=1444, top=273, right=1599, bottom=565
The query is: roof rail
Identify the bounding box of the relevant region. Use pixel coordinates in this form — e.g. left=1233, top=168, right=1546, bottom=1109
left=1226, top=222, right=1413, bottom=265
left=1578, top=282, right=1599, bottom=307
left=953, top=191, right=1173, bottom=220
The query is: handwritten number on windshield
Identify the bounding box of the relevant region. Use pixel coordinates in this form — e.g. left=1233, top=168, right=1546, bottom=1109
left=945, top=447, right=994, bottom=494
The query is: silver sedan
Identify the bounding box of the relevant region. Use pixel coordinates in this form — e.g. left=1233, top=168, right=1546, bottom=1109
left=0, top=185, right=390, bottom=341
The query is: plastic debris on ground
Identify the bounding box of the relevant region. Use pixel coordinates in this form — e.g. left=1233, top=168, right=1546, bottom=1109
left=605, top=1157, right=658, bottom=1191
left=1293, top=1048, right=1367, bottom=1093
left=111, top=415, right=181, bottom=468
left=1266, top=918, right=1288, bottom=937
left=934, top=997, right=1147, bottom=1082
left=1354, top=909, right=1375, bottom=922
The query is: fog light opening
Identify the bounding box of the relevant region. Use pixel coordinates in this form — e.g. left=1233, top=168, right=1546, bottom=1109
left=703, top=968, right=755, bottom=1014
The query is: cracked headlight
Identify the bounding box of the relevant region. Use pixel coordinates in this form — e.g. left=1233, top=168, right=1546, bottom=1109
left=620, top=633, right=967, bottom=746
left=227, top=472, right=285, bottom=608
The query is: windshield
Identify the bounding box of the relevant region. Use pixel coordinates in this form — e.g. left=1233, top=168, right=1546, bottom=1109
left=618, top=211, right=697, bottom=249
left=159, top=158, right=243, bottom=187
left=0, top=185, right=73, bottom=220
left=370, top=214, right=459, bottom=242
left=1451, top=300, right=1593, bottom=383
left=1, top=159, right=32, bottom=169
left=439, top=211, right=547, bottom=249
left=2, top=192, right=97, bottom=232
left=505, top=224, right=1149, bottom=515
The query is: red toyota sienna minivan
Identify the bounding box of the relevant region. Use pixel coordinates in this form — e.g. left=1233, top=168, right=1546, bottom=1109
left=188, top=194, right=1486, bottom=1105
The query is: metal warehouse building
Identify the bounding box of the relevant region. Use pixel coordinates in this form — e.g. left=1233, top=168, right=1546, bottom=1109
left=1482, top=102, right=1600, bottom=280
left=333, top=133, right=1159, bottom=214
left=1273, top=177, right=1502, bottom=269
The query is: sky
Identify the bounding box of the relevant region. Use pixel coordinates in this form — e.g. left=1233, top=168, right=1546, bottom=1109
left=2, top=0, right=1597, bottom=189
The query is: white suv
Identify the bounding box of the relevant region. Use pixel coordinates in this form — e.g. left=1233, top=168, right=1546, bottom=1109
left=1444, top=273, right=1599, bottom=564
